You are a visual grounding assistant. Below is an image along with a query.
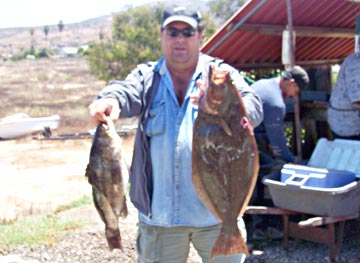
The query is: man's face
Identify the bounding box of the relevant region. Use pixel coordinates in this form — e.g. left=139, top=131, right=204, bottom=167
left=161, top=21, right=203, bottom=69
left=283, top=79, right=300, bottom=98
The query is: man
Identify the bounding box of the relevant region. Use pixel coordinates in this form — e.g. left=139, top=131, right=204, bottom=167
left=252, top=66, right=309, bottom=164
left=327, top=52, right=360, bottom=140
left=248, top=66, right=309, bottom=240
left=89, top=3, right=263, bottom=263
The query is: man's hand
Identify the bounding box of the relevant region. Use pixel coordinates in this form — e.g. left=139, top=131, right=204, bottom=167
left=89, top=97, right=120, bottom=125
left=190, top=79, right=206, bottom=105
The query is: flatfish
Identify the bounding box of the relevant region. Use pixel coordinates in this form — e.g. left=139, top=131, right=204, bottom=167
left=85, top=117, right=129, bottom=250
left=192, top=65, right=259, bottom=258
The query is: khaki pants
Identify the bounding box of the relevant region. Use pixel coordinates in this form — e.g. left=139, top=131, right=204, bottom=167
left=136, top=219, right=247, bottom=263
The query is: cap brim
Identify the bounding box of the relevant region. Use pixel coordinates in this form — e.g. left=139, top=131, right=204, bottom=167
left=162, top=15, right=198, bottom=29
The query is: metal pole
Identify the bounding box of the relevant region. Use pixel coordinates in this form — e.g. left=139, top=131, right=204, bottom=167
left=355, top=16, right=360, bottom=53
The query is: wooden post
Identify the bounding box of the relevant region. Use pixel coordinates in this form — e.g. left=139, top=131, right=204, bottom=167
left=286, top=0, right=302, bottom=160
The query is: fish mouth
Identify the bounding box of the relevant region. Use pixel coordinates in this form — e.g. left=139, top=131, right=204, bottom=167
left=211, top=70, right=227, bottom=85
left=208, top=86, right=225, bottom=105
left=208, top=67, right=228, bottom=104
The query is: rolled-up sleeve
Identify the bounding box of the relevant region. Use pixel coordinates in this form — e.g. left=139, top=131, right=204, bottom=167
left=94, top=66, right=146, bottom=118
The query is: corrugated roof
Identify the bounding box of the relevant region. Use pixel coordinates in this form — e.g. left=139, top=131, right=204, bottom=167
left=201, top=0, right=360, bottom=70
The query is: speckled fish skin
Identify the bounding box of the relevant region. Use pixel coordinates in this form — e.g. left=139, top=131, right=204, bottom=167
left=192, top=65, right=259, bottom=258
left=85, top=118, right=128, bottom=251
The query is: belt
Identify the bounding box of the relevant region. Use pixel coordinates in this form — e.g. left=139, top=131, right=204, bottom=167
left=329, top=101, right=360, bottom=112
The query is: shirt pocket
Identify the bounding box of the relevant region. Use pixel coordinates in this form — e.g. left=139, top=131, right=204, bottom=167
left=145, top=100, right=166, bottom=137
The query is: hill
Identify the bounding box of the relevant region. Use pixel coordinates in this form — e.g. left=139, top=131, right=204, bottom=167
left=0, top=15, right=113, bottom=58
left=0, top=0, right=214, bottom=59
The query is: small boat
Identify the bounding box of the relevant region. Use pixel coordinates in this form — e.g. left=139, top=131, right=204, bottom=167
left=0, top=113, right=60, bottom=139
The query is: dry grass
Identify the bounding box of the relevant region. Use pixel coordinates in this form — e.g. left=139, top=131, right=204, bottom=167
left=0, top=57, right=106, bottom=134
left=0, top=57, right=139, bottom=135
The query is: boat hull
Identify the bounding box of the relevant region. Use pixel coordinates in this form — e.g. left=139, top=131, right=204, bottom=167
left=0, top=114, right=60, bottom=139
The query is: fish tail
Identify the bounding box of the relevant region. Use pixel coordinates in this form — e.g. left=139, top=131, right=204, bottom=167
left=105, top=227, right=122, bottom=251
left=210, top=228, right=249, bottom=259
left=120, top=197, right=128, bottom=218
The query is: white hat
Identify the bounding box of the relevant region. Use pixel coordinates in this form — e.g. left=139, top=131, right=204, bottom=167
left=161, top=4, right=202, bottom=29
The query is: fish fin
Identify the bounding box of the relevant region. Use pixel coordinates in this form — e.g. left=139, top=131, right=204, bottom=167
left=210, top=227, right=249, bottom=259
left=93, top=188, right=123, bottom=251
left=85, top=163, right=91, bottom=180
left=120, top=196, right=128, bottom=218
left=85, top=163, right=95, bottom=185
left=105, top=227, right=122, bottom=251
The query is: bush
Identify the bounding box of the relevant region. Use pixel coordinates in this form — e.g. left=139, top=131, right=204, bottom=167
left=35, top=48, right=50, bottom=58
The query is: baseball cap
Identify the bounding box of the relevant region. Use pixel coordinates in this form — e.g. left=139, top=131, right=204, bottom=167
left=161, top=3, right=202, bottom=29
left=281, top=65, right=309, bottom=89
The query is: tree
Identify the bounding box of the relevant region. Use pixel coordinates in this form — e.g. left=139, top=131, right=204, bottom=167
left=43, top=25, right=49, bottom=40
left=29, top=27, right=35, bottom=37
left=58, top=20, right=64, bottom=44
left=87, top=5, right=164, bottom=81
left=201, top=13, right=217, bottom=43
left=209, top=0, right=247, bottom=25
left=58, top=20, right=64, bottom=33
left=29, top=27, right=35, bottom=54
left=86, top=3, right=217, bottom=82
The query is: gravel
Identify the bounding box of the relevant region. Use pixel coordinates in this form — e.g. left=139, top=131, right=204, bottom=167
left=245, top=219, right=360, bottom=263
left=1, top=202, right=359, bottom=263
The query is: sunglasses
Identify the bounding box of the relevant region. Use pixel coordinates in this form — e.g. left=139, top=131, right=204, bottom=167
left=165, top=27, right=196, bottom=38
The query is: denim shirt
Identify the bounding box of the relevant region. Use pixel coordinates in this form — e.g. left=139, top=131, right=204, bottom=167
left=139, top=59, right=218, bottom=227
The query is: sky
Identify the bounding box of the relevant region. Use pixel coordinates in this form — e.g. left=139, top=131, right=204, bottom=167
left=0, top=0, right=159, bottom=29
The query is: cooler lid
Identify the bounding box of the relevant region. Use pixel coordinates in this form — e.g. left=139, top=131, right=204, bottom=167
left=308, top=138, right=360, bottom=179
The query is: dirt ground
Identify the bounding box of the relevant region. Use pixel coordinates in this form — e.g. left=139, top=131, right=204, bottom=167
left=0, top=132, right=206, bottom=263
left=2, top=136, right=359, bottom=263
left=0, top=131, right=136, bottom=222
left=0, top=137, right=92, bottom=221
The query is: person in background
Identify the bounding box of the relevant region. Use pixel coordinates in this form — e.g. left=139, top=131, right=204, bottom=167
left=247, top=66, right=309, bottom=241
left=327, top=52, right=360, bottom=140
left=89, top=2, right=263, bottom=263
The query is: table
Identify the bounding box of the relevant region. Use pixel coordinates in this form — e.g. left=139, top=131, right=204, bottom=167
left=245, top=206, right=360, bottom=261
